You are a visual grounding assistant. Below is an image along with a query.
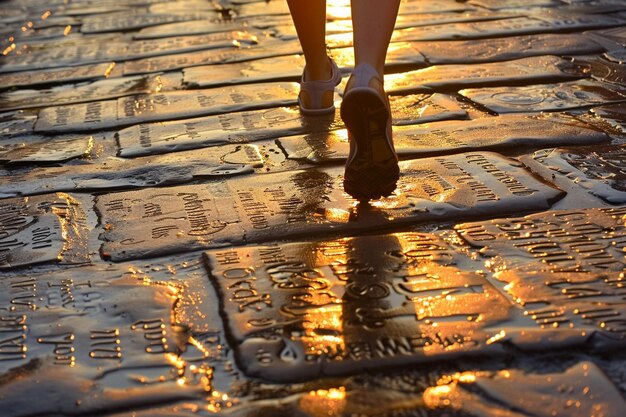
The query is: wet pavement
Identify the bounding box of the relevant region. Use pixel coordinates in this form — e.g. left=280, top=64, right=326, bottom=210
left=0, top=0, right=625, bottom=416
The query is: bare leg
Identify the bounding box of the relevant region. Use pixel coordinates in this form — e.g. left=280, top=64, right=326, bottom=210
left=351, top=0, right=401, bottom=76
left=287, top=0, right=331, bottom=80
left=341, top=0, right=401, bottom=200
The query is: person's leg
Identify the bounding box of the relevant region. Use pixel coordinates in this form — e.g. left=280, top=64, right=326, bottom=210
left=341, top=0, right=401, bottom=200
left=351, top=0, right=401, bottom=76
left=288, top=0, right=341, bottom=112
left=287, top=0, right=330, bottom=80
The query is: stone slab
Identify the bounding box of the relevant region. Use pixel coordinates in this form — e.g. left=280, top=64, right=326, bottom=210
left=535, top=12, right=626, bottom=32
left=592, top=104, right=626, bottom=133
left=134, top=19, right=246, bottom=39
left=456, top=207, right=626, bottom=273
left=330, top=13, right=621, bottom=48
left=384, top=17, right=565, bottom=44
left=0, top=140, right=300, bottom=196
left=279, top=113, right=610, bottom=162
left=385, top=56, right=588, bottom=94
left=0, top=111, right=37, bottom=138
left=572, top=56, right=626, bottom=85
left=0, top=193, right=89, bottom=269
left=0, top=134, right=93, bottom=164
left=521, top=145, right=626, bottom=205
left=117, top=106, right=340, bottom=157
left=418, top=33, right=604, bottom=64
left=0, top=265, right=202, bottom=417
left=34, top=100, right=120, bottom=132
left=80, top=11, right=214, bottom=33
left=0, top=32, right=256, bottom=72
left=97, top=151, right=561, bottom=261
left=389, top=94, right=468, bottom=126
left=461, top=79, right=626, bottom=113
left=0, top=63, right=116, bottom=90
left=469, top=0, right=560, bottom=9
left=203, top=229, right=626, bottom=381
left=235, top=0, right=290, bottom=18
left=0, top=75, right=161, bottom=111
left=423, top=362, right=626, bottom=417
left=204, top=236, right=510, bottom=381
left=122, top=39, right=302, bottom=75
left=590, top=26, right=626, bottom=47
left=274, top=11, right=519, bottom=39
left=116, top=82, right=299, bottom=126
left=182, top=55, right=307, bottom=88
left=101, top=360, right=626, bottom=417
left=34, top=82, right=300, bottom=133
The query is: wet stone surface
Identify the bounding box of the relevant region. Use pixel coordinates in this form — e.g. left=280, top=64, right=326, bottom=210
left=0, top=134, right=93, bottom=164
left=279, top=113, right=610, bottom=162
left=456, top=207, right=626, bottom=273
left=418, top=33, right=605, bottom=64
left=116, top=106, right=339, bottom=158
left=34, top=82, right=300, bottom=133
left=1, top=0, right=626, bottom=415
left=385, top=56, right=589, bottom=94
left=0, top=62, right=117, bottom=90
left=461, top=79, right=626, bottom=113
left=204, top=226, right=626, bottom=381
left=0, top=193, right=89, bottom=269
left=521, top=145, right=626, bottom=205
left=97, top=151, right=561, bottom=261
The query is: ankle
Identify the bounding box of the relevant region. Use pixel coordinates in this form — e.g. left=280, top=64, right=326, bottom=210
left=304, top=58, right=333, bottom=81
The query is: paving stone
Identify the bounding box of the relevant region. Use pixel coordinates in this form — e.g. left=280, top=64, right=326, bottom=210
left=0, top=32, right=257, bottom=72
left=0, top=193, right=89, bottom=269
left=182, top=55, right=306, bottom=88
left=423, top=361, right=626, bottom=417
left=389, top=94, right=468, bottom=125
left=233, top=0, right=290, bottom=18
left=572, top=55, right=626, bottom=85
left=0, top=263, right=205, bottom=417
left=521, top=145, right=626, bottom=205
left=34, top=82, right=300, bottom=133
left=134, top=19, right=247, bottom=39
left=117, top=106, right=340, bottom=157
left=346, top=13, right=622, bottom=47
left=274, top=11, right=520, bottom=39
left=122, top=39, right=302, bottom=75
left=0, top=62, right=116, bottom=90
left=0, top=134, right=93, bottom=164
left=456, top=207, right=626, bottom=273
left=279, top=113, right=610, bottom=162
left=592, top=103, right=626, bottom=132
left=396, top=0, right=474, bottom=15
left=469, top=0, right=561, bottom=9
left=0, top=75, right=166, bottom=111
left=203, top=230, right=625, bottom=381
left=203, top=235, right=508, bottom=381
left=384, top=56, right=589, bottom=94
left=97, top=152, right=561, bottom=261
left=418, top=33, right=604, bottom=64
left=0, top=111, right=37, bottom=138
left=332, top=42, right=427, bottom=69
left=535, top=11, right=626, bottom=32
left=80, top=10, right=214, bottom=33
left=461, top=79, right=626, bottom=113
left=589, top=26, right=626, bottom=48
left=0, top=140, right=302, bottom=196
left=1, top=25, right=72, bottom=43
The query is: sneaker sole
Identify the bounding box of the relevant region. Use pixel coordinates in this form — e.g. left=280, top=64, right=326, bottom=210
left=341, top=89, right=399, bottom=201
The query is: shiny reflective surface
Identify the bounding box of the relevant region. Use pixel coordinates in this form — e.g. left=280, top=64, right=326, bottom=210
left=1, top=0, right=626, bottom=416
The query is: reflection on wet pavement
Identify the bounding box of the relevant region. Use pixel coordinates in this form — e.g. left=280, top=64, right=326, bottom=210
left=1, top=0, right=626, bottom=416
